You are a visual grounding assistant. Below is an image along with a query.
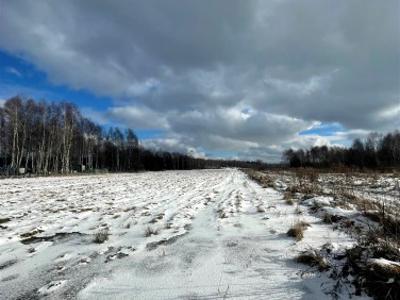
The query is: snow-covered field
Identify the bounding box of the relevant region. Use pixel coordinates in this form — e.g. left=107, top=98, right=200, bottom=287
left=0, top=169, right=360, bottom=299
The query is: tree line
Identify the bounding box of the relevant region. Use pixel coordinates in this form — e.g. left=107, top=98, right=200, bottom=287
left=0, top=96, right=264, bottom=175
left=283, top=131, right=400, bottom=169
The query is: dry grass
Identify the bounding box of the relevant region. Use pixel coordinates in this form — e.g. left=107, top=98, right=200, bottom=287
left=286, top=199, right=295, bottom=206
left=345, top=239, right=400, bottom=300
left=283, top=191, right=293, bottom=199
left=144, top=226, right=159, bottom=237
left=149, top=213, right=165, bottom=224
left=93, top=230, right=109, bottom=243
left=285, top=198, right=294, bottom=205
left=243, top=169, right=275, bottom=188
left=247, top=168, right=400, bottom=298
left=287, top=220, right=310, bottom=241
left=339, top=191, right=379, bottom=212
left=296, top=250, right=329, bottom=271
left=322, top=213, right=333, bottom=224
left=283, top=191, right=295, bottom=205
left=287, top=183, right=321, bottom=197
left=294, top=169, right=320, bottom=184
left=217, top=208, right=228, bottom=219
left=164, top=222, right=173, bottom=229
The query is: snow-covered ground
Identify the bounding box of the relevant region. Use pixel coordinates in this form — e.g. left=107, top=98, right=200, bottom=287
left=0, top=169, right=362, bottom=299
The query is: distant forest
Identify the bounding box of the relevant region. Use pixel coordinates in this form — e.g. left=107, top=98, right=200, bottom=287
left=283, top=131, right=400, bottom=169
left=0, top=96, right=263, bottom=175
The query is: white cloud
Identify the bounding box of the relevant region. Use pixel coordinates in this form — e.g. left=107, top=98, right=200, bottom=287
left=108, top=106, right=169, bottom=130
left=80, top=107, right=110, bottom=125
left=0, top=0, right=398, bottom=161
left=263, top=72, right=333, bottom=97
left=142, top=137, right=206, bottom=159
left=6, top=67, right=22, bottom=77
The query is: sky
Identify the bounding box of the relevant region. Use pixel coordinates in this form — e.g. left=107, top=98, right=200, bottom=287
left=0, top=0, right=399, bottom=162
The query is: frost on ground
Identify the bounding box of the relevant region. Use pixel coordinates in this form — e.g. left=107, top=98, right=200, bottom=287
left=0, top=169, right=367, bottom=299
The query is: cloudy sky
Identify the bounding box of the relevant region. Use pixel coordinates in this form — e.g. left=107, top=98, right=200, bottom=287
left=0, top=0, right=399, bottom=161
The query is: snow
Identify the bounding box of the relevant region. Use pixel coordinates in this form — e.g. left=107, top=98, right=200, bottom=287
left=0, top=169, right=366, bottom=299
left=302, top=196, right=333, bottom=207
left=369, top=258, right=400, bottom=267
left=38, top=280, right=67, bottom=295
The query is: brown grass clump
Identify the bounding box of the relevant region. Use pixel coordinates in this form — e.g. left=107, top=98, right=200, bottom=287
left=164, top=222, right=173, bottom=229
left=283, top=191, right=295, bottom=205
left=93, top=230, right=109, bottom=243
left=144, top=226, right=159, bottom=237
left=322, top=213, right=333, bottom=224
left=296, top=250, right=329, bottom=271
left=287, top=220, right=310, bottom=241
left=286, top=198, right=294, bottom=205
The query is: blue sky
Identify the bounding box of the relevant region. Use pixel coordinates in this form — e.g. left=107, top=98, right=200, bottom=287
left=0, top=50, right=165, bottom=140
left=0, top=50, right=112, bottom=110
left=299, top=123, right=345, bottom=137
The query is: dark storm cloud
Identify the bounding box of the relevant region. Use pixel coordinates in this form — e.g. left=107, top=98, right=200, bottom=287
left=0, top=0, right=399, bottom=160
